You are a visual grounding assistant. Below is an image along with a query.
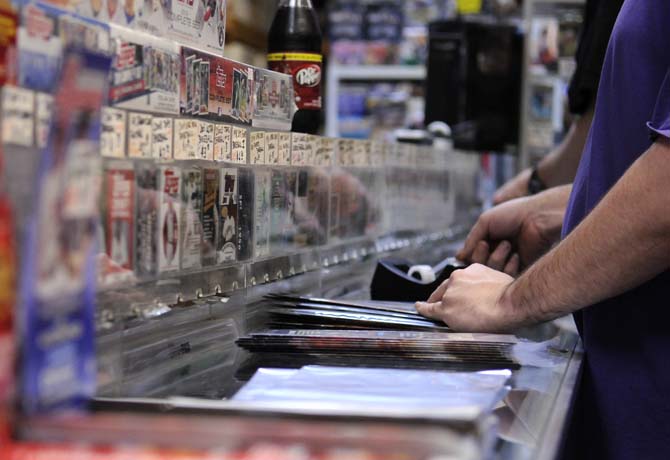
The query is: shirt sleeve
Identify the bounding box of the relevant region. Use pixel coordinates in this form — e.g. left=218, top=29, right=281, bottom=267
left=567, top=0, right=624, bottom=115
left=647, top=69, right=670, bottom=140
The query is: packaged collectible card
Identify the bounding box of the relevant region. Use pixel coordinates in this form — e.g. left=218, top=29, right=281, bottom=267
left=100, top=107, right=126, bottom=158
left=158, top=166, right=181, bottom=273
left=135, top=163, right=159, bottom=277
left=218, top=168, right=238, bottom=263
left=200, top=60, right=210, bottom=114
left=127, top=112, right=153, bottom=158
left=250, top=131, right=266, bottom=165
left=192, top=57, right=202, bottom=115
left=151, top=116, right=173, bottom=159
left=201, top=167, right=220, bottom=266
left=103, top=165, right=135, bottom=283
left=109, top=26, right=179, bottom=114
left=170, top=0, right=226, bottom=55
left=253, top=169, right=271, bottom=259
left=231, top=64, right=253, bottom=123
left=213, top=123, right=232, bottom=162
left=19, top=48, right=110, bottom=415
left=197, top=120, right=214, bottom=160
left=181, top=167, right=203, bottom=271
left=237, top=167, right=254, bottom=261
left=253, top=67, right=292, bottom=131
left=269, top=169, right=292, bottom=255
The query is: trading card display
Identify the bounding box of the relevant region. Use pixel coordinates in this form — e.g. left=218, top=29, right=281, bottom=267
left=101, top=107, right=127, bottom=157
left=253, top=170, right=271, bottom=259
left=158, top=166, right=181, bottom=273
left=218, top=168, right=238, bottom=263
left=109, top=26, right=179, bottom=114
left=127, top=112, right=153, bottom=158
left=151, top=117, right=173, bottom=159
left=180, top=167, right=203, bottom=270
left=104, top=167, right=135, bottom=275
left=252, top=67, right=293, bottom=130
left=201, top=167, right=220, bottom=266
left=135, top=164, right=159, bottom=277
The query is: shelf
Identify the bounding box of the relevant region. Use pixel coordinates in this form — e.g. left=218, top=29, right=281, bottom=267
left=329, top=65, right=427, bottom=81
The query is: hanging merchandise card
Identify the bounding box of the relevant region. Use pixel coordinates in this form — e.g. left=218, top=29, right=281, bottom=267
left=269, top=169, right=290, bottom=254
left=237, top=168, right=254, bottom=261
left=201, top=167, right=220, bottom=266
left=135, top=165, right=158, bottom=277
left=127, top=112, right=153, bottom=158
left=19, top=49, right=110, bottom=415
left=101, top=107, right=126, bottom=158
left=213, top=123, right=231, bottom=162
left=231, top=125, right=247, bottom=164
left=181, top=167, right=203, bottom=270
left=35, top=93, right=53, bottom=150
left=253, top=169, right=271, bottom=259
left=170, top=0, right=226, bottom=55
left=278, top=132, right=291, bottom=166
left=1, top=85, right=34, bottom=147
left=108, top=26, right=179, bottom=114
left=158, top=166, right=181, bottom=273
left=218, top=168, right=238, bottom=263
left=316, top=137, right=335, bottom=167
left=252, top=67, right=293, bottom=131
left=173, top=118, right=199, bottom=160
left=197, top=120, right=214, bottom=160
left=104, top=166, right=135, bottom=282
left=151, top=116, right=173, bottom=159
left=250, top=131, right=266, bottom=165
left=266, top=132, right=280, bottom=165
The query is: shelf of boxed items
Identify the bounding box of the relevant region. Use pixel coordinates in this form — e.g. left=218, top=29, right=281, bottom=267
left=325, top=65, right=427, bottom=138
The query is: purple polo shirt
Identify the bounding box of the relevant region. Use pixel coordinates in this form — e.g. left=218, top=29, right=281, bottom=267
left=563, top=0, right=670, bottom=457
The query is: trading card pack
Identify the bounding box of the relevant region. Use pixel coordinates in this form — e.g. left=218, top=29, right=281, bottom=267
left=127, top=112, right=153, bottom=158
left=135, top=164, right=159, bottom=277
left=218, top=168, right=239, bottom=263
left=252, top=67, right=292, bottom=130
left=201, top=167, right=220, bottom=266
left=253, top=169, right=271, bottom=259
left=104, top=166, right=135, bottom=278
left=158, top=166, right=182, bottom=273
left=180, top=167, right=203, bottom=270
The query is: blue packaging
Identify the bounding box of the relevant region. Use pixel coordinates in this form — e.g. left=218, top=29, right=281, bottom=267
left=18, top=48, right=111, bottom=414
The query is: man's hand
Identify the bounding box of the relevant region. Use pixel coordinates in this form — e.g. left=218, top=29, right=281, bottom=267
left=493, top=168, right=532, bottom=205
left=457, top=186, right=571, bottom=274
left=415, top=264, right=528, bottom=332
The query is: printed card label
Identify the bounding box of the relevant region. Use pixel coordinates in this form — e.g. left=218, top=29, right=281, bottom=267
left=291, top=133, right=309, bottom=166
left=152, top=117, right=173, bottom=159
left=338, top=139, right=354, bottom=166
left=266, top=132, right=280, bottom=165
left=231, top=126, right=247, bottom=164
left=127, top=112, right=153, bottom=158
left=173, top=118, right=199, bottom=160
left=316, top=137, right=335, bottom=167
left=278, top=132, right=291, bottom=165
left=214, top=124, right=232, bottom=162
left=101, top=107, right=126, bottom=158
left=250, top=131, right=266, bottom=165
left=2, top=86, right=34, bottom=147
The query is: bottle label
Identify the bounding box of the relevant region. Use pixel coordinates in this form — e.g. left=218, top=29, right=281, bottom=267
left=268, top=52, right=322, bottom=111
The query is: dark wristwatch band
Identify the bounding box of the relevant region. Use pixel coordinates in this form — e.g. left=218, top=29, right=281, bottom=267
left=528, top=167, right=547, bottom=195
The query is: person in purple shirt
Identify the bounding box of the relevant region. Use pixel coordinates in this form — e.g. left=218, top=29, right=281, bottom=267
left=416, top=1, right=670, bottom=458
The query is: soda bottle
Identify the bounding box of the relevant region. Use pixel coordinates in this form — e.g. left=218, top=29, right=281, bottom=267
left=268, top=0, right=323, bottom=134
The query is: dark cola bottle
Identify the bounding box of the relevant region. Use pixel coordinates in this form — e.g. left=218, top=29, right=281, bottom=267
left=268, top=0, right=323, bottom=134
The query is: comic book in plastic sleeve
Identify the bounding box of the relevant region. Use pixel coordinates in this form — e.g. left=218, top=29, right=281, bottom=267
left=157, top=166, right=181, bottom=273
left=180, top=167, right=203, bottom=271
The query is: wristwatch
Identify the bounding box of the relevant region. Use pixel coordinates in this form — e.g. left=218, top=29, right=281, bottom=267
left=528, top=167, right=547, bottom=195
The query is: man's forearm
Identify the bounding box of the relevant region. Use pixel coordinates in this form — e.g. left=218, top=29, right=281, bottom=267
left=505, top=139, right=670, bottom=323
left=537, top=108, right=594, bottom=187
